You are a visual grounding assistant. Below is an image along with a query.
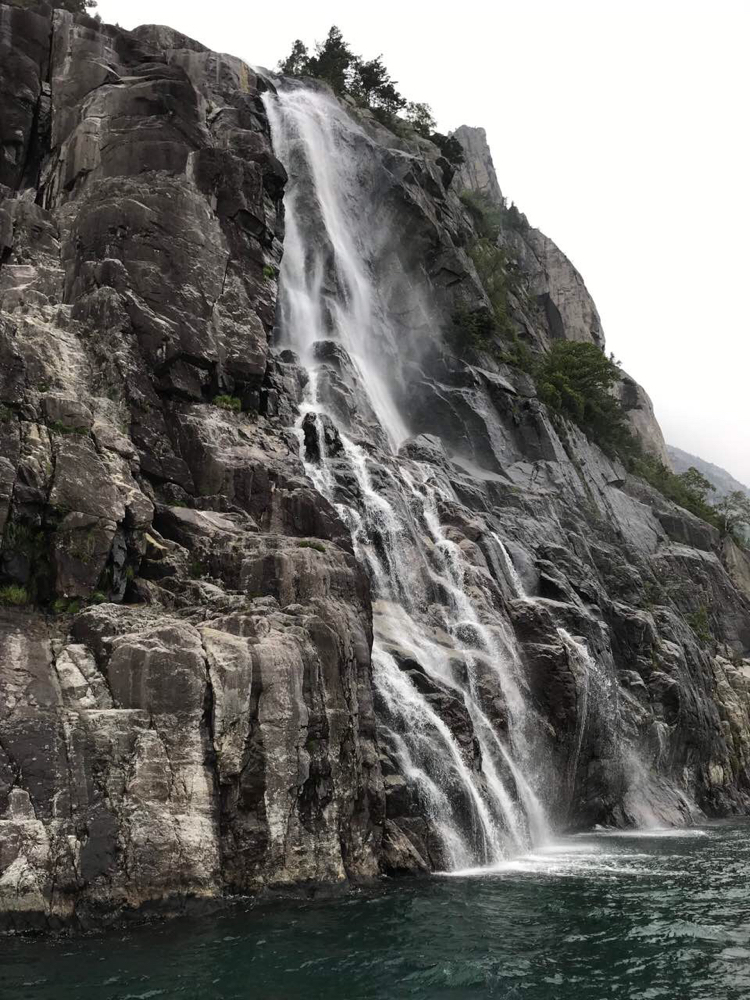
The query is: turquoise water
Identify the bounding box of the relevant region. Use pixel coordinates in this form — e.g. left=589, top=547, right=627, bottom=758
left=2, top=823, right=750, bottom=999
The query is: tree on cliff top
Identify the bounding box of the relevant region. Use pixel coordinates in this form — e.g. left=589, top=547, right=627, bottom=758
left=278, top=28, right=463, bottom=164
left=306, top=26, right=354, bottom=95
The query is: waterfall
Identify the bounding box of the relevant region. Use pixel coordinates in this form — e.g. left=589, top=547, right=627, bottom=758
left=264, top=85, right=409, bottom=451
left=264, top=83, right=555, bottom=868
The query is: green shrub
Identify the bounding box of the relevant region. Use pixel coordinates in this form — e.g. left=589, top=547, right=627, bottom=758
left=468, top=239, right=515, bottom=337
left=298, top=540, right=326, bottom=553
left=0, top=584, right=29, bottom=606
left=262, top=265, right=276, bottom=281
left=535, top=341, right=635, bottom=457
left=460, top=190, right=505, bottom=241
left=48, top=420, right=88, bottom=436
left=686, top=606, right=712, bottom=644
left=52, top=597, right=81, bottom=614
left=212, top=395, right=241, bottom=412
left=459, top=190, right=529, bottom=238
left=448, top=192, right=537, bottom=367
left=451, top=306, right=498, bottom=352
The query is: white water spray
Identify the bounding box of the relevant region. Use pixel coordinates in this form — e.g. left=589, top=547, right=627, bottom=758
left=265, top=83, right=558, bottom=867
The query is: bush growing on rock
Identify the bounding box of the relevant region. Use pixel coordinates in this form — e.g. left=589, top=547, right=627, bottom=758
left=459, top=189, right=529, bottom=237
left=0, top=584, right=29, bottom=607
left=686, top=605, right=712, bottom=644
left=212, top=394, right=242, bottom=412
left=536, top=341, right=634, bottom=456
left=630, top=456, right=722, bottom=530
left=451, top=306, right=498, bottom=352
left=298, top=540, right=326, bottom=552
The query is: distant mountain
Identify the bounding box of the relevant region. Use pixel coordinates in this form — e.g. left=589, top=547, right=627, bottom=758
left=668, top=445, right=750, bottom=500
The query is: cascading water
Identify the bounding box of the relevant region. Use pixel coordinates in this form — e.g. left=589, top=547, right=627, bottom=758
left=263, top=82, right=552, bottom=869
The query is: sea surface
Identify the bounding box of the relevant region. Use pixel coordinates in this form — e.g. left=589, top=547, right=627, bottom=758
left=3, top=821, right=750, bottom=999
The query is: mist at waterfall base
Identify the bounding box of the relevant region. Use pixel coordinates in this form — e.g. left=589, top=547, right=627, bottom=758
left=4, top=823, right=750, bottom=1000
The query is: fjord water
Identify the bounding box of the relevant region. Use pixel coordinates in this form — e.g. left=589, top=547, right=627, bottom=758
left=3, top=823, right=750, bottom=999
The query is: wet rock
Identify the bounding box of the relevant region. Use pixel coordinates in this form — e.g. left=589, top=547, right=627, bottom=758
left=0, top=4, right=748, bottom=932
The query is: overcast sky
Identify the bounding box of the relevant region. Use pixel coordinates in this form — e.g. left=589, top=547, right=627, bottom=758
left=98, top=0, right=750, bottom=485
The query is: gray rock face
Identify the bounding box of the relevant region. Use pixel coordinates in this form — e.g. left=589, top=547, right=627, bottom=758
left=0, top=6, right=748, bottom=931
left=0, top=6, right=380, bottom=929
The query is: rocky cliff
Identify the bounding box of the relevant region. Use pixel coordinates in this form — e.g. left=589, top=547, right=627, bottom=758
left=0, top=5, right=749, bottom=931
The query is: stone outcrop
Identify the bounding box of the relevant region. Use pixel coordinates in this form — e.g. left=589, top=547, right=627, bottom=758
left=452, top=125, right=504, bottom=205
left=0, top=5, right=748, bottom=930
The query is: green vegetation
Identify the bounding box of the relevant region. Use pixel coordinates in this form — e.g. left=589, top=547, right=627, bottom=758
left=686, top=606, right=712, bottom=644
left=449, top=190, right=535, bottom=369
left=453, top=190, right=746, bottom=541
left=298, top=540, right=326, bottom=553
left=212, top=394, right=242, bottom=412
left=631, top=457, right=721, bottom=528
left=262, top=265, right=276, bottom=281
left=279, top=28, right=464, bottom=164
left=449, top=188, right=750, bottom=549
left=536, top=342, right=636, bottom=457
left=451, top=306, right=498, bottom=352
left=451, top=211, right=748, bottom=542
left=3, top=522, right=45, bottom=553
left=0, top=584, right=29, bottom=607
left=48, top=420, right=89, bottom=436
left=459, top=190, right=530, bottom=238
left=467, top=241, right=515, bottom=340
left=52, top=597, right=81, bottom=614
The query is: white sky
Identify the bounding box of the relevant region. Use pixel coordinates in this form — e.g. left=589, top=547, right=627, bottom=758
left=97, top=0, right=750, bottom=485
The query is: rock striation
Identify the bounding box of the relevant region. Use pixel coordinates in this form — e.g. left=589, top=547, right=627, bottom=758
left=0, top=5, right=381, bottom=929
left=0, top=5, right=748, bottom=930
